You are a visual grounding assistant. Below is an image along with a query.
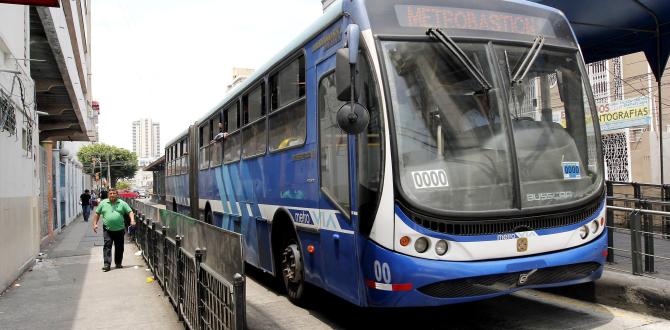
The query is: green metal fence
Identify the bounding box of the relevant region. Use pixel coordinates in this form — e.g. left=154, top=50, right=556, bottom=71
left=128, top=199, right=245, bottom=330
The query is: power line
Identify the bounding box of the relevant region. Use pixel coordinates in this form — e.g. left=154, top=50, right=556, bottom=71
left=606, top=66, right=670, bottom=108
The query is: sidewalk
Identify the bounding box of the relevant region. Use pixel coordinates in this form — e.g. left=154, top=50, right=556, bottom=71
left=0, top=217, right=182, bottom=330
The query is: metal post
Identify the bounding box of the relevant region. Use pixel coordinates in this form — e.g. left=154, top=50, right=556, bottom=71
left=106, top=153, right=111, bottom=188
left=642, top=201, right=655, bottom=273
left=150, top=221, right=157, bottom=271
left=233, top=273, right=246, bottom=330
left=664, top=185, right=670, bottom=238
left=630, top=211, right=644, bottom=275
left=606, top=181, right=614, bottom=262
left=175, top=236, right=183, bottom=322
left=162, top=225, right=168, bottom=294
left=195, top=248, right=206, bottom=330
left=633, top=182, right=642, bottom=208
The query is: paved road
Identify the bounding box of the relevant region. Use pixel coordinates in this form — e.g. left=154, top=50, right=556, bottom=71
left=245, top=267, right=670, bottom=330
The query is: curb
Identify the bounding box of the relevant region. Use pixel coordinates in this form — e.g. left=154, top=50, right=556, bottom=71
left=545, top=270, right=670, bottom=319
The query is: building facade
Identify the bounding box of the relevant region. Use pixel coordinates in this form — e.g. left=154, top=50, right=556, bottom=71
left=0, top=1, right=95, bottom=292
left=132, top=118, right=161, bottom=160
left=226, top=67, right=254, bottom=91
left=586, top=52, right=669, bottom=184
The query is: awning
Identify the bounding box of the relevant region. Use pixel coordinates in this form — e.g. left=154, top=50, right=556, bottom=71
left=144, top=156, right=165, bottom=172
left=531, top=0, right=670, bottom=80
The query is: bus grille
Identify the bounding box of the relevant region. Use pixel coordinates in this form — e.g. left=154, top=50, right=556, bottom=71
left=407, top=200, right=601, bottom=236
left=418, top=262, right=601, bottom=298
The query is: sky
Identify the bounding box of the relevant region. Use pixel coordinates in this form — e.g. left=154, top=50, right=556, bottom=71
left=92, top=0, right=323, bottom=151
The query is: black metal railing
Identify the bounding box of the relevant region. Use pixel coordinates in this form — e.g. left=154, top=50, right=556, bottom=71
left=128, top=199, right=245, bottom=330
left=606, top=181, right=670, bottom=279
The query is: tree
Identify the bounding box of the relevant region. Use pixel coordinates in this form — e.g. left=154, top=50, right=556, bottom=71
left=115, top=180, right=132, bottom=190
left=78, top=144, right=138, bottom=188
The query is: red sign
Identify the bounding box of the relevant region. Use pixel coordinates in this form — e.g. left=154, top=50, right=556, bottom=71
left=0, top=0, right=59, bottom=7
left=92, top=101, right=100, bottom=111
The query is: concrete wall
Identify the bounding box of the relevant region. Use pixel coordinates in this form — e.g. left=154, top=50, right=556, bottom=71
left=0, top=4, right=40, bottom=292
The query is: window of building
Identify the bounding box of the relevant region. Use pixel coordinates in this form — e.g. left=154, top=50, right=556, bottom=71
left=268, top=55, right=306, bottom=152
left=588, top=60, right=610, bottom=105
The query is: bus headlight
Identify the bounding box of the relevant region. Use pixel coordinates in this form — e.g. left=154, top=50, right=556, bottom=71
left=589, top=220, right=599, bottom=234
left=414, top=237, right=430, bottom=253
left=579, top=225, right=589, bottom=239
left=435, top=240, right=448, bottom=256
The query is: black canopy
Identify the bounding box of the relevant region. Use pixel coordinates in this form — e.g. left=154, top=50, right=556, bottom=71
left=531, top=0, right=670, bottom=80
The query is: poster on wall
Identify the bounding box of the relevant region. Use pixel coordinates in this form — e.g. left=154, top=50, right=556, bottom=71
left=597, top=96, right=651, bottom=131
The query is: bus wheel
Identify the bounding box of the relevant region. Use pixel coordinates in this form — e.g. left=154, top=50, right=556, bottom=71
left=281, top=238, right=305, bottom=304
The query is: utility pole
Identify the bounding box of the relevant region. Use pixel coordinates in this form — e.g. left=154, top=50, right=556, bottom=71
left=106, top=153, right=111, bottom=188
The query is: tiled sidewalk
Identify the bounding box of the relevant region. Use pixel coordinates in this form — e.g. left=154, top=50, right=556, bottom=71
left=0, top=217, right=182, bottom=330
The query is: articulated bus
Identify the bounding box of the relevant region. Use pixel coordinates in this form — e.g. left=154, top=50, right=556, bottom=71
left=164, top=0, right=606, bottom=307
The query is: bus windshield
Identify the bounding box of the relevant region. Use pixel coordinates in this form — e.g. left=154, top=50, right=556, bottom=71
left=381, top=40, right=602, bottom=213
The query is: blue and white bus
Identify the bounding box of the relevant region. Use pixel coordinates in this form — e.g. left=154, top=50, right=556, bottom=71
left=164, top=0, right=607, bottom=307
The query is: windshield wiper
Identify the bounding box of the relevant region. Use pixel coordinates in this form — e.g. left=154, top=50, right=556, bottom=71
left=510, top=35, right=545, bottom=85
left=427, top=28, right=492, bottom=92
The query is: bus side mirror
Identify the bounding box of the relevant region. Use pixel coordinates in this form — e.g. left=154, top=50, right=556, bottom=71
left=336, top=24, right=360, bottom=101
left=337, top=102, right=369, bottom=135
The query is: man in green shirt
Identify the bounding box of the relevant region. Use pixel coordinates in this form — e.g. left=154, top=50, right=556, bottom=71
left=93, top=189, right=135, bottom=272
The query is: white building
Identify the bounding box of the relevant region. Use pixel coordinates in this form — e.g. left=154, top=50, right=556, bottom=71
left=226, top=67, right=254, bottom=91
left=132, top=118, right=161, bottom=160
left=0, top=1, right=95, bottom=292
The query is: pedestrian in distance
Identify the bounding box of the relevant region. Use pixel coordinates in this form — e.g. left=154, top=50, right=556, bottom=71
left=80, top=189, right=92, bottom=222
left=92, top=189, right=135, bottom=272
left=90, top=191, right=98, bottom=208
left=99, top=188, right=108, bottom=200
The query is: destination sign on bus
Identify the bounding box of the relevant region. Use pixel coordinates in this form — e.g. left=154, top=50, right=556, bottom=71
left=394, top=5, right=556, bottom=38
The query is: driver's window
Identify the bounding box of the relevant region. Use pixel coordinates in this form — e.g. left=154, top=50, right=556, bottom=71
left=319, top=72, right=350, bottom=214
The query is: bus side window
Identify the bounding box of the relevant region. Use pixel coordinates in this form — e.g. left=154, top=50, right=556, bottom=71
left=269, top=55, right=306, bottom=152
left=224, top=101, right=242, bottom=163
left=199, top=124, right=209, bottom=170
left=242, top=83, right=267, bottom=159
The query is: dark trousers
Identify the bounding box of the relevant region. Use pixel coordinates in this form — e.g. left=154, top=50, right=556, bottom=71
left=82, top=205, right=91, bottom=222
left=103, top=227, right=125, bottom=266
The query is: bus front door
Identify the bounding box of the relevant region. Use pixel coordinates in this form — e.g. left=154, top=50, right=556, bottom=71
left=316, top=57, right=362, bottom=305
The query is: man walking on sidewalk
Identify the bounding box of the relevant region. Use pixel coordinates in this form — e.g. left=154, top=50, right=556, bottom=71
left=92, top=189, right=135, bottom=272
left=80, top=189, right=92, bottom=222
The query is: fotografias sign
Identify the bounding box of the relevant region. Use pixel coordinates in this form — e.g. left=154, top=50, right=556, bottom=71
left=597, top=96, right=651, bottom=131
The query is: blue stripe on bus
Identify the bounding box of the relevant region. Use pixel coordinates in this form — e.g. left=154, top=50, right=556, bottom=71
left=222, top=165, right=239, bottom=216
left=214, top=167, right=231, bottom=229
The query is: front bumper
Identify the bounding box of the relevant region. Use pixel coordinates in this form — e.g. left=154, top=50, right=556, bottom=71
left=362, top=229, right=607, bottom=307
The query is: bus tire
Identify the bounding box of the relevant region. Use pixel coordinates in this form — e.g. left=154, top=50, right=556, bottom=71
left=280, top=235, right=306, bottom=304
